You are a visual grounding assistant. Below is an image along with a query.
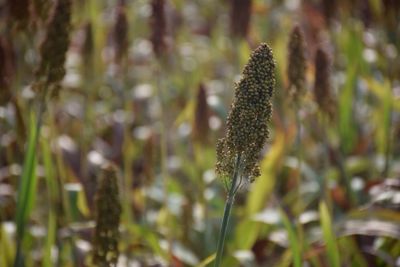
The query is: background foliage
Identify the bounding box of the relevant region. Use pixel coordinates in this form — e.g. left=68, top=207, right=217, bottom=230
left=0, top=0, right=399, bottom=266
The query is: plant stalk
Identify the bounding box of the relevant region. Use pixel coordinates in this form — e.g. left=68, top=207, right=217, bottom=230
left=295, top=103, right=302, bottom=191
left=14, top=85, right=48, bottom=267
left=214, top=154, right=241, bottom=267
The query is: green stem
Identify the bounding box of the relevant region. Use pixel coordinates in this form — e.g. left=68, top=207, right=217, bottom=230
left=295, top=103, right=302, bottom=189
left=155, top=60, right=172, bottom=258
left=214, top=154, right=241, bottom=267
left=383, top=105, right=392, bottom=177
left=14, top=85, right=48, bottom=267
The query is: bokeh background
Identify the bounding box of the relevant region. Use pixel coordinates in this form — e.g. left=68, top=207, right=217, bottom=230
left=0, top=0, right=399, bottom=266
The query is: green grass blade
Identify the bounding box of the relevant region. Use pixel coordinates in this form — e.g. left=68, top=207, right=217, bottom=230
left=41, top=138, right=57, bottom=267
left=280, top=209, right=302, bottom=267
left=1, top=224, right=15, bottom=266
left=15, top=112, right=39, bottom=238
left=14, top=110, right=42, bottom=267
left=43, top=211, right=56, bottom=267
left=319, top=201, right=340, bottom=267
left=195, top=253, right=215, bottom=267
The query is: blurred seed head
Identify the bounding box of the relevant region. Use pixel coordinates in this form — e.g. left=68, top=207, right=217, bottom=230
left=287, top=25, right=307, bottom=103
left=7, top=0, right=30, bottom=30
left=321, top=0, right=337, bottom=26
left=382, top=0, right=400, bottom=31
left=230, top=0, right=252, bottom=39
left=313, top=48, right=335, bottom=119
left=77, top=22, right=95, bottom=82
left=133, top=134, right=156, bottom=188
left=192, top=83, right=210, bottom=144
left=150, top=0, right=167, bottom=58
left=35, top=0, right=72, bottom=97
left=216, top=43, right=275, bottom=182
left=92, top=163, right=122, bottom=267
left=0, top=38, right=13, bottom=105
left=143, top=134, right=155, bottom=185
left=112, top=5, right=128, bottom=63
left=31, top=0, right=51, bottom=25
left=82, top=22, right=94, bottom=58
left=382, top=0, right=400, bottom=16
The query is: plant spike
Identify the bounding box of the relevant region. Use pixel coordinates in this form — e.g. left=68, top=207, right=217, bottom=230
left=34, top=0, right=72, bottom=97
left=216, top=43, right=275, bottom=184
left=214, top=43, right=275, bottom=266
left=313, top=48, right=335, bottom=120
left=92, top=163, right=122, bottom=267
left=287, top=25, right=307, bottom=103
left=230, top=0, right=252, bottom=39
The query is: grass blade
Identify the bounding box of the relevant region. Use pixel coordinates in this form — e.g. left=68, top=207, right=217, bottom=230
left=41, top=138, right=57, bottom=267
left=319, top=201, right=340, bottom=267
left=14, top=105, right=44, bottom=266
left=280, top=209, right=302, bottom=267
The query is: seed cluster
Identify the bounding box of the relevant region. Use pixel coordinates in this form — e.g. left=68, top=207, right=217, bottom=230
left=112, top=5, right=128, bottom=63
left=93, top=164, right=122, bottom=267
left=287, top=25, right=306, bottom=102
left=31, top=0, right=51, bottom=24
left=0, top=39, right=13, bottom=105
left=230, top=0, right=252, bottom=38
left=313, top=48, right=335, bottom=119
left=35, top=0, right=71, bottom=96
left=193, top=83, right=210, bottom=144
left=150, top=0, right=167, bottom=58
left=216, top=43, right=275, bottom=182
left=7, top=0, right=30, bottom=29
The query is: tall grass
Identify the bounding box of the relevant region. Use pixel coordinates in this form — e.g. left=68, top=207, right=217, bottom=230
left=1, top=1, right=399, bottom=266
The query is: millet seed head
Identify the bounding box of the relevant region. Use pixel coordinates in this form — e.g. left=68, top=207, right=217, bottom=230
left=150, top=0, right=167, bottom=58
left=192, top=83, right=210, bottom=144
left=31, top=0, right=51, bottom=25
left=93, top=163, right=122, bottom=267
left=230, top=0, right=252, bottom=39
left=112, top=5, right=128, bottom=63
left=287, top=25, right=306, bottom=103
left=216, top=43, right=275, bottom=183
left=35, top=0, right=72, bottom=96
left=0, top=38, right=13, bottom=105
left=313, top=48, right=335, bottom=119
left=7, top=0, right=30, bottom=30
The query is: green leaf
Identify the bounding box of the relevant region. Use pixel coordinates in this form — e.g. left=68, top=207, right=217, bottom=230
left=195, top=253, right=215, bottom=267
left=234, top=220, right=260, bottom=250
left=280, top=210, right=302, bottom=267
left=0, top=224, right=14, bottom=266
left=337, top=25, right=364, bottom=153
left=246, top=131, right=285, bottom=215
left=15, top=112, right=39, bottom=239
left=338, top=65, right=357, bottom=153
left=319, top=201, right=341, bottom=267
left=41, top=138, right=57, bottom=267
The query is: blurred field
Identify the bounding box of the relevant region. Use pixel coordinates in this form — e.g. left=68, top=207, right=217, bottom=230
left=0, top=0, right=399, bottom=266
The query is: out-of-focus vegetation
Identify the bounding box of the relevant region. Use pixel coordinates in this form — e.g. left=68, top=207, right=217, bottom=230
left=0, top=0, right=399, bottom=266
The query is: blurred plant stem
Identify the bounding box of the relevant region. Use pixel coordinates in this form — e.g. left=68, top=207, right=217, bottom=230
left=121, top=101, right=135, bottom=223
left=214, top=154, right=241, bottom=267
left=334, top=115, right=356, bottom=206
left=383, top=97, right=393, bottom=178
left=193, top=143, right=211, bottom=255
left=119, top=63, right=134, bottom=224
left=80, top=77, right=95, bottom=189
left=337, top=144, right=355, bottom=206
left=48, top=101, right=79, bottom=266
left=294, top=103, right=303, bottom=208
left=293, top=103, right=305, bottom=259
left=155, top=61, right=173, bottom=259
left=320, top=113, right=355, bottom=207
left=320, top=114, right=330, bottom=198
